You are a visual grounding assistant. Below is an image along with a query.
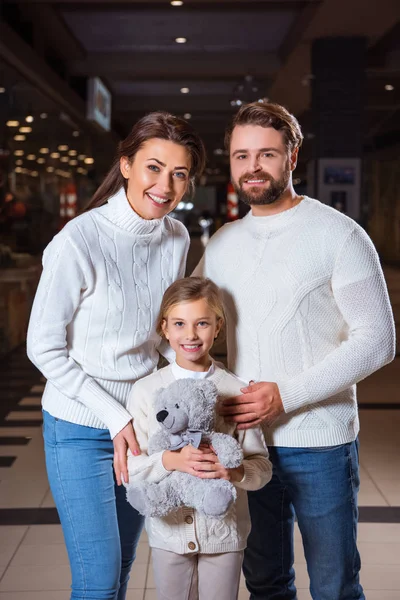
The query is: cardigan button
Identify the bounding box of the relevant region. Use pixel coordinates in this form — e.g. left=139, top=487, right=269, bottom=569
left=185, top=516, right=193, bottom=525
left=188, top=542, right=196, bottom=551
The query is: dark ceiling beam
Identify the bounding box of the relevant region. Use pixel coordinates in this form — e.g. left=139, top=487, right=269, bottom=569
left=0, top=20, right=86, bottom=122
left=115, top=95, right=240, bottom=113
left=17, top=2, right=86, bottom=61
left=13, top=0, right=317, bottom=6
left=69, top=52, right=280, bottom=79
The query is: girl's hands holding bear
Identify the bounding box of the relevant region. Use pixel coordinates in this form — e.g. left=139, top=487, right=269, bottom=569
left=162, top=443, right=244, bottom=482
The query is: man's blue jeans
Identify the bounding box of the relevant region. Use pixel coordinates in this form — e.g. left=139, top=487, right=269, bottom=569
left=243, top=441, right=365, bottom=600
left=43, top=410, right=144, bottom=600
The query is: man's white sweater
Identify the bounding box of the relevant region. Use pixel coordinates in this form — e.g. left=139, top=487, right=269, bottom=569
left=193, top=197, right=395, bottom=447
left=27, top=187, right=189, bottom=439
left=126, top=363, right=272, bottom=554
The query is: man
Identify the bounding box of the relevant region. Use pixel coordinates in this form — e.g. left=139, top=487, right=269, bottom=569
left=193, top=101, right=395, bottom=600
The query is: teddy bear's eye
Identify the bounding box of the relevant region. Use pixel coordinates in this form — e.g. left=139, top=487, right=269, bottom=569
left=175, top=403, right=179, bottom=409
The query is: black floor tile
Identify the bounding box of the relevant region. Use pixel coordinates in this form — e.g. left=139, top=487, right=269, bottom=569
left=0, top=436, right=32, bottom=445
left=0, top=456, right=16, bottom=467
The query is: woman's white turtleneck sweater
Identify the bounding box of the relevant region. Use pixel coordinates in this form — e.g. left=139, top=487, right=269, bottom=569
left=27, top=187, right=189, bottom=438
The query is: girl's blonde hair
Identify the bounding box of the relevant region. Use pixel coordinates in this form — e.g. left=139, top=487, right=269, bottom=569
left=156, top=277, right=226, bottom=338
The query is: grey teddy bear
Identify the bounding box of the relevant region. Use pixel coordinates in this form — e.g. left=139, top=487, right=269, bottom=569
left=126, top=378, right=244, bottom=519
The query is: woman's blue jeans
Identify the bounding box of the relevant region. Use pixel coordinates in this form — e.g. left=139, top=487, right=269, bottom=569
left=43, top=410, right=144, bottom=600
left=243, top=441, right=365, bottom=600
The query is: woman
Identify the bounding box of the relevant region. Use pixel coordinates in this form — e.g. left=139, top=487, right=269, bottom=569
left=27, top=112, right=206, bottom=600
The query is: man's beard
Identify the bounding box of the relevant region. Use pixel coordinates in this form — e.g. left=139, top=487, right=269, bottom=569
left=232, top=166, right=290, bottom=207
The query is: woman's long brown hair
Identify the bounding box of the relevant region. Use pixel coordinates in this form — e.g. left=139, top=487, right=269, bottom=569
left=84, top=111, right=206, bottom=212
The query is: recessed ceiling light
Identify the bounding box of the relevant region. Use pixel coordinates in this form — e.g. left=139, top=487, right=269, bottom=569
left=69, top=160, right=78, bottom=166
left=72, top=131, right=80, bottom=137
left=31, top=171, right=39, bottom=177
left=15, top=159, right=23, bottom=165
left=14, top=150, right=24, bottom=156
left=175, top=37, right=187, bottom=44
left=171, top=1, right=183, bottom=5
left=40, top=113, right=48, bottom=119
left=26, top=115, right=34, bottom=123
left=37, top=158, right=46, bottom=164
left=50, top=152, right=60, bottom=158
left=46, top=166, right=54, bottom=173
left=385, top=84, right=394, bottom=91
left=7, top=120, right=19, bottom=127
left=0, top=87, right=5, bottom=94
left=40, top=148, right=50, bottom=154
left=58, top=145, right=69, bottom=151
left=78, top=154, right=86, bottom=161
left=183, top=113, right=192, bottom=120
left=60, top=156, right=69, bottom=163
left=68, top=150, right=78, bottom=156
left=180, top=87, right=190, bottom=94
left=14, top=135, right=26, bottom=141
left=27, top=154, right=36, bottom=160
left=15, top=167, right=23, bottom=173
left=84, top=157, right=94, bottom=165
left=19, top=127, right=32, bottom=133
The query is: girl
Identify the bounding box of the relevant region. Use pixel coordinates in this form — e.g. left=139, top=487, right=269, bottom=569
left=26, top=113, right=206, bottom=600
left=126, top=277, right=272, bottom=600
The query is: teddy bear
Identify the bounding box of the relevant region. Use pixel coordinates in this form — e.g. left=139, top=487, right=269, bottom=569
left=125, top=378, right=244, bottom=519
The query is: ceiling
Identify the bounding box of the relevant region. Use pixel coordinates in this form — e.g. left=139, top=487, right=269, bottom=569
left=1, top=0, right=399, bottom=181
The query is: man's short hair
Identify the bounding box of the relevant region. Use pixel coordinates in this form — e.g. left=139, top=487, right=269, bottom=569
left=225, top=101, right=304, bottom=153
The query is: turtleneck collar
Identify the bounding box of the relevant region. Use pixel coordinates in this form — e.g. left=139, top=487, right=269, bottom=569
left=97, top=186, right=165, bottom=235
left=244, top=196, right=311, bottom=232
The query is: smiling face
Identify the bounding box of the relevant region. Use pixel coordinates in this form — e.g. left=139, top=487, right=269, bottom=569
left=230, top=124, right=297, bottom=209
left=120, top=138, right=192, bottom=220
left=161, top=298, right=222, bottom=371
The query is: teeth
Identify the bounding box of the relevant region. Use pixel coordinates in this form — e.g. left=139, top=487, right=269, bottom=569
left=148, top=193, right=170, bottom=204
left=247, top=179, right=265, bottom=183
left=182, top=344, right=201, bottom=349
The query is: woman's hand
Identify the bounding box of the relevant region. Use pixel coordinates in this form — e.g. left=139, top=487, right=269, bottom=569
left=113, top=421, right=140, bottom=486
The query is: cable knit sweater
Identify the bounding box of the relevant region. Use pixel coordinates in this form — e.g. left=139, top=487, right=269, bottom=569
left=193, top=197, right=395, bottom=447
left=27, top=187, right=189, bottom=439
left=126, top=362, right=272, bottom=554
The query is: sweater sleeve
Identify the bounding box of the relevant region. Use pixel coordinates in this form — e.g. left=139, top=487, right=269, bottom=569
left=234, top=425, right=272, bottom=491
left=126, top=382, right=170, bottom=484
left=26, top=232, right=133, bottom=438
left=278, top=225, right=396, bottom=413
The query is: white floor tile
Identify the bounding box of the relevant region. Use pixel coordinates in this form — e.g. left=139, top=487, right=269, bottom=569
left=39, top=488, right=55, bottom=508
left=359, top=542, right=400, bottom=565
left=0, top=592, right=69, bottom=600
left=358, top=523, right=400, bottom=544
left=126, top=592, right=144, bottom=600
left=0, top=564, right=71, bottom=591
left=127, top=562, right=148, bottom=589
left=19, top=397, right=42, bottom=407
left=0, top=526, right=28, bottom=567
left=5, top=412, right=42, bottom=422
left=30, top=385, right=44, bottom=393
left=0, top=477, right=49, bottom=508
left=135, top=542, right=150, bottom=565
left=143, top=591, right=157, bottom=600
left=22, top=525, right=65, bottom=545
left=361, top=564, right=400, bottom=590
left=362, top=593, right=400, bottom=600
left=10, top=543, right=69, bottom=567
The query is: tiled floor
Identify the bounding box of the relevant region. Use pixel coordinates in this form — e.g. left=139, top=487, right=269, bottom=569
left=0, top=265, right=399, bottom=599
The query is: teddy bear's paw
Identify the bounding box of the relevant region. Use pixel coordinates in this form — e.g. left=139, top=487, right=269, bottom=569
left=202, top=486, right=234, bottom=518
left=126, top=486, right=147, bottom=516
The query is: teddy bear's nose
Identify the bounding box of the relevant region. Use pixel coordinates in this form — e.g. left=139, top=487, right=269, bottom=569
left=156, top=410, right=168, bottom=423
